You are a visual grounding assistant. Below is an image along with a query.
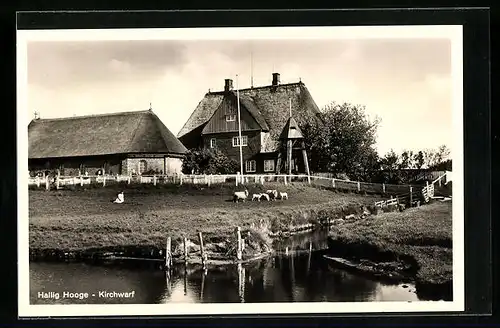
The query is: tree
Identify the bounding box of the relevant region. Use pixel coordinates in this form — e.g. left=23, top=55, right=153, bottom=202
left=300, top=101, right=381, bottom=180
left=380, top=149, right=400, bottom=170
left=182, top=148, right=239, bottom=175
left=399, top=149, right=415, bottom=169
left=414, top=151, right=425, bottom=169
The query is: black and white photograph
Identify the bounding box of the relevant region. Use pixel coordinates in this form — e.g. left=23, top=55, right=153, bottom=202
left=17, top=24, right=464, bottom=317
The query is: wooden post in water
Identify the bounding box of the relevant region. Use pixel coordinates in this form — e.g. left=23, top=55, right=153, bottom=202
left=307, top=241, right=312, bottom=275
left=200, top=268, right=206, bottom=301
left=198, top=232, right=206, bottom=268
left=183, top=265, right=188, bottom=296
left=409, top=186, right=413, bottom=207
left=238, top=263, right=245, bottom=303
left=165, top=237, right=172, bottom=269
left=235, top=227, right=242, bottom=261
left=183, top=237, right=189, bottom=264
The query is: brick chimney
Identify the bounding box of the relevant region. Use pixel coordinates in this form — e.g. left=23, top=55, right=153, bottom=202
left=224, top=79, right=233, bottom=92
left=272, top=73, right=280, bottom=86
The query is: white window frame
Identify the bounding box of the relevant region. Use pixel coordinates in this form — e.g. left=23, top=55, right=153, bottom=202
left=264, top=159, right=275, bottom=172
left=232, top=135, right=248, bottom=147
left=246, top=160, right=256, bottom=173
left=226, top=114, right=236, bottom=122
left=210, top=138, right=216, bottom=148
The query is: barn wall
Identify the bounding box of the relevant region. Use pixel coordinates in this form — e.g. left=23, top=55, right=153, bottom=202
left=123, top=156, right=183, bottom=175
left=28, top=155, right=123, bottom=176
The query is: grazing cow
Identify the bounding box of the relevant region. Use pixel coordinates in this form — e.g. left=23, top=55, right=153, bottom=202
left=233, top=189, right=249, bottom=203
left=252, top=193, right=262, bottom=201
left=266, top=189, right=278, bottom=201
left=260, top=193, right=270, bottom=201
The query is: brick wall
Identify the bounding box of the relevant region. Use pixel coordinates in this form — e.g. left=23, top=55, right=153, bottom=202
left=123, top=156, right=183, bottom=175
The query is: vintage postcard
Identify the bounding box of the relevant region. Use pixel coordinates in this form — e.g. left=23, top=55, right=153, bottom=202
left=17, top=24, right=464, bottom=317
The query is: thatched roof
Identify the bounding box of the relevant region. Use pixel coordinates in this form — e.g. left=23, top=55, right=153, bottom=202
left=28, top=110, right=187, bottom=159
left=177, top=81, right=323, bottom=152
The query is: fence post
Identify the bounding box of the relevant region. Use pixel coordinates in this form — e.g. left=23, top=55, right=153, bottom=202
left=80, top=173, right=83, bottom=186
left=198, top=232, right=206, bottom=268
left=284, top=175, right=288, bottom=185
left=382, top=183, right=386, bottom=193
left=235, top=227, right=242, bottom=261
left=207, top=175, right=211, bottom=187
left=357, top=181, right=361, bottom=192
left=180, top=174, right=183, bottom=185
left=103, top=175, right=106, bottom=187
left=56, top=171, right=60, bottom=189
left=409, top=186, right=413, bottom=207
left=153, top=175, right=157, bottom=186
left=36, top=177, right=40, bottom=187
left=45, top=176, right=49, bottom=190
left=236, top=172, right=239, bottom=186
left=165, top=237, right=172, bottom=269
left=332, top=178, right=336, bottom=188
left=128, top=175, right=131, bottom=184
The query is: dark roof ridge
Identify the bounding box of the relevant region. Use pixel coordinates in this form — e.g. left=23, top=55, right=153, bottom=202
left=207, top=81, right=304, bottom=95
left=32, top=109, right=152, bottom=122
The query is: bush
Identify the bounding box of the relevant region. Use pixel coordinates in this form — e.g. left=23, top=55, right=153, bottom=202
left=182, top=148, right=239, bottom=175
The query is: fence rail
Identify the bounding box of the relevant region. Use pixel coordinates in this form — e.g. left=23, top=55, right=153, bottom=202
left=28, top=172, right=425, bottom=199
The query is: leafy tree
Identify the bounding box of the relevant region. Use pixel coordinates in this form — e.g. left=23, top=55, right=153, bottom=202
left=380, top=149, right=400, bottom=170
left=399, top=149, right=415, bottom=169
left=300, top=101, right=381, bottom=180
left=414, top=151, right=425, bottom=169
left=182, top=148, right=239, bottom=175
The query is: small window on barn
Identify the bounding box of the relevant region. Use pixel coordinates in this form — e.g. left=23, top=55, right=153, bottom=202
left=226, top=114, right=236, bottom=122
left=245, top=160, right=256, bottom=173
left=233, top=136, right=248, bottom=147
left=264, top=159, right=275, bottom=172
left=139, top=160, right=147, bottom=174
left=210, top=138, right=216, bottom=148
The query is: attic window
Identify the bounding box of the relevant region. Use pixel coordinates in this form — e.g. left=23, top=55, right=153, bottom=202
left=226, top=114, right=236, bottom=122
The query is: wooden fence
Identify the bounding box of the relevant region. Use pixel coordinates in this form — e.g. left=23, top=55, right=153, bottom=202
left=28, top=172, right=424, bottom=200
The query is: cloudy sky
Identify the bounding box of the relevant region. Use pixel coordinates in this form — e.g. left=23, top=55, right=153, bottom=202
left=25, top=31, right=454, bottom=156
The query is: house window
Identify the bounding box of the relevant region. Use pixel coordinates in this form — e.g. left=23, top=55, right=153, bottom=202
left=232, top=135, right=248, bottom=147
left=246, top=160, right=256, bottom=173
left=210, top=138, right=216, bottom=148
left=264, top=159, right=275, bottom=172
left=139, top=160, right=148, bottom=174
left=226, top=114, right=236, bottom=122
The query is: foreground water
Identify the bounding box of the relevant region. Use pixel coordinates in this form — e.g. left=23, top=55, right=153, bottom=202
left=30, top=250, right=421, bottom=304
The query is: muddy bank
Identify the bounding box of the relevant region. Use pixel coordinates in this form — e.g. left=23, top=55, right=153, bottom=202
left=326, top=237, right=452, bottom=301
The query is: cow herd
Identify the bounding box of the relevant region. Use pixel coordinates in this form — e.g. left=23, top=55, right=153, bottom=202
left=233, top=189, right=288, bottom=203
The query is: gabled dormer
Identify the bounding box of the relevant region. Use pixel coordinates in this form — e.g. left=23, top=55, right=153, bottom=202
left=201, top=90, right=269, bottom=135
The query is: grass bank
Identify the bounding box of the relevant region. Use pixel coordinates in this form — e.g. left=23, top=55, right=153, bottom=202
left=29, top=183, right=382, bottom=261
left=326, top=201, right=452, bottom=299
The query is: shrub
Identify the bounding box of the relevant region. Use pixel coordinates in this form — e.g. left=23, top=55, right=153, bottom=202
left=182, top=148, right=239, bottom=175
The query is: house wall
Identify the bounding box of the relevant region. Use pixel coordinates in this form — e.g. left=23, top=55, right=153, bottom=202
left=29, top=154, right=184, bottom=176
left=28, top=155, right=123, bottom=176
left=122, top=157, right=181, bottom=175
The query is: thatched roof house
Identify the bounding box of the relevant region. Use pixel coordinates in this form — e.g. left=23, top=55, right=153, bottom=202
left=28, top=109, right=187, bottom=176
left=177, top=73, right=323, bottom=174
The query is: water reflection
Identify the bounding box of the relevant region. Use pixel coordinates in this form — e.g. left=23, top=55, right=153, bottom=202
left=30, top=251, right=420, bottom=304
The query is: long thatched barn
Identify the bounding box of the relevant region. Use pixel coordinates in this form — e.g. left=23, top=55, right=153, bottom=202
left=28, top=109, right=187, bottom=176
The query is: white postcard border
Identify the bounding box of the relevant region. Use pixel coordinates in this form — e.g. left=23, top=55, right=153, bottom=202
left=17, top=25, right=464, bottom=317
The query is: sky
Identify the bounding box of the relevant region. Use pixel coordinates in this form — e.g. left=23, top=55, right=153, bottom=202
left=26, top=32, right=454, bottom=156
